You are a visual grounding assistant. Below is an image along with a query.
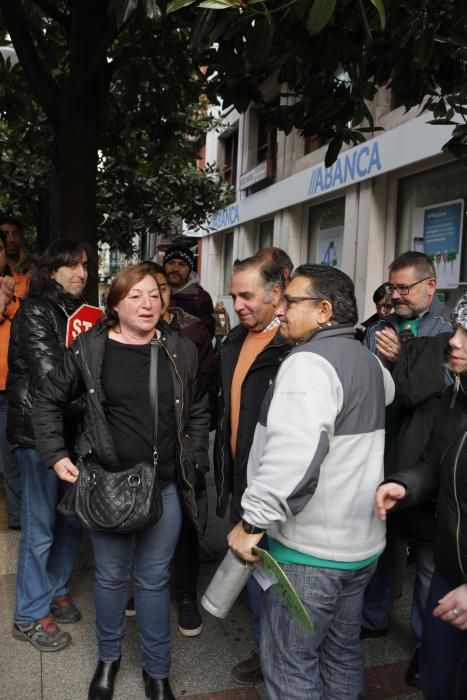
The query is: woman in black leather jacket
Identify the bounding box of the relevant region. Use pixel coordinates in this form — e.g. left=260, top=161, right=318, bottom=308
left=8, top=240, right=88, bottom=653
left=32, top=263, right=209, bottom=700
left=376, top=293, right=467, bottom=700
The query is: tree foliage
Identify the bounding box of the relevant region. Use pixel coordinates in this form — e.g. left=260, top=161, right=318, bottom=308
left=1, top=0, right=467, bottom=268
left=0, top=0, right=232, bottom=259
left=164, top=0, right=467, bottom=164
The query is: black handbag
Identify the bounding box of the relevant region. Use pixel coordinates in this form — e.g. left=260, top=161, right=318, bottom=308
left=72, top=337, right=163, bottom=533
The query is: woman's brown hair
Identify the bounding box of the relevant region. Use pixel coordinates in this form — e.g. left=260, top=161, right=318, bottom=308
left=103, top=262, right=161, bottom=328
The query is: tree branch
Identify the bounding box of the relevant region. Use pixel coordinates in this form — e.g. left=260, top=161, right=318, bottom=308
left=31, top=0, right=70, bottom=33
left=0, top=0, right=59, bottom=122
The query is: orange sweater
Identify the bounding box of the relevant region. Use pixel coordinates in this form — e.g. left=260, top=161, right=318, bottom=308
left=0, top=271, right=29, bottom=390
left=230, top=326, right=277, bottom=457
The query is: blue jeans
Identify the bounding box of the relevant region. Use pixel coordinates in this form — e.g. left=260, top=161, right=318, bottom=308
left=15, top=448, right=82, bottom=622
left=0, top=393, right=21, bottom=527
left=90, top=483, right=182, bottom=679
left=261, top=561, right=377, bottom=700
left=420, top=570, right=467, bottom=700
left=361, top=538, right=434, bottom=646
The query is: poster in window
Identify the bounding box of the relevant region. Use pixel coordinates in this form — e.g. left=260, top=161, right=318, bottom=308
left=412, top=199, right=464, bottom=289
left=317, top=227, right=344, bottom=269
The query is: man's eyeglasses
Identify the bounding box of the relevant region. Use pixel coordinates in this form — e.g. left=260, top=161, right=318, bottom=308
left=384, top=276, right=433, bottom=296
left=283, top=294, right=323, bottom=308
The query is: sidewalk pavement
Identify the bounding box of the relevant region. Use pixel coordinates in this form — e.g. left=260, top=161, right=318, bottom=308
left=0, top=475, right=422, bottom=700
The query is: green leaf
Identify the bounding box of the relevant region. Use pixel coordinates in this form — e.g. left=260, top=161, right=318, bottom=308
left=246, top=15, right=274, bottom=65
left=368, top=0, right=385, bottom=31
left=166, top=0, right=196, bottom=14
left=199, top=0, right=238, bottom=9
left=306, top=0, right=336, bottom=36
left=142, top=0, right=161, bottom=20
left=324, top=136, right=342, bottom=167
left=416, top=27, right=434, bottom=68
left=114, top=0, right=139, bottom=27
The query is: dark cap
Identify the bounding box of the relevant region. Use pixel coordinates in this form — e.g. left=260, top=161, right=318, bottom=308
left=163, top=245, right=194, bottom=271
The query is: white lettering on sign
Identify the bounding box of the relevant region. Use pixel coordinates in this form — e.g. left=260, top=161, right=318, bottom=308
left=307, top=142, right=382, bottom=196
left=210, top=203, right=240, bottom=230
left=71, top=318, right=94, bottom=339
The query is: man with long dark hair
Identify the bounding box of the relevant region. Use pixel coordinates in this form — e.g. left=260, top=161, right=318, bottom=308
left=7, top=240, right=88, bottom=652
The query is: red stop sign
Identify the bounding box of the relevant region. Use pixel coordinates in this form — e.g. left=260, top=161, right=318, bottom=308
left=65, top=304, right=104, bottom=347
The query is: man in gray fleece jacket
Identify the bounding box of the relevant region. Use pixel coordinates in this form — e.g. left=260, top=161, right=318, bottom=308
left=229, top=264, right=394, bottom=700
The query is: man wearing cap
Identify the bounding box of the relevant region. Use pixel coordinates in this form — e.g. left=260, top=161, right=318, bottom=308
left=163, top=244, right=215, bottom=338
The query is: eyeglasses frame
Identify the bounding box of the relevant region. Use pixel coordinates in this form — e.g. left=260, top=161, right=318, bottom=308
left=384, top=276, right=434, bottom=296
left=283, top=294, right=324, bottom=308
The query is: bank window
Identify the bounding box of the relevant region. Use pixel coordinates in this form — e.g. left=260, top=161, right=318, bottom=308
left=223, top=232, right=234, bottom=295
left=397, top=162, right=467, bottom=312
left=258, top=219, right=274, bottom=250
left=307, top=198, right=345, bottom=266
left=222, top=131, right=238, bottom=186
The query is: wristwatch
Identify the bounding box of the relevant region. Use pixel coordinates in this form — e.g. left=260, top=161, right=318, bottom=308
left=242, top=519, right=265, bottom=535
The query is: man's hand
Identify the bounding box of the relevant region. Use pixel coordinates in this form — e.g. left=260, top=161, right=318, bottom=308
left=53, top=457, right=79, bottom=483
left=0, top=275, right=15, bottom=306
left=227, top=521, right=263, bottom=563
left=375, top=482, right=407, bottom=521
left=375, top=327, right=401, bottom=364
left=433, top=584, right=467, bottom=630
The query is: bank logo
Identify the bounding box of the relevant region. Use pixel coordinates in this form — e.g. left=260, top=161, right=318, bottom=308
left=308, top=142, right=382, bottom=196
left=211, top=203, right=240, bottom=230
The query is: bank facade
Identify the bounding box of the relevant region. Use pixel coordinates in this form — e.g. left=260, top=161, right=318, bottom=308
left=197, top=86, right=465, bottom=323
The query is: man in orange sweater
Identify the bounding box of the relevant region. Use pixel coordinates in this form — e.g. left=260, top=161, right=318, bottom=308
left=0, top=230, right=29, bottom=528
left=214, top=255, right=289, bottom=684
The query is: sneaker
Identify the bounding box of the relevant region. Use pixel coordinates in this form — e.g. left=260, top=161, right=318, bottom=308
left=125, top=597, right=136, bottom=617
left=50, top=594, right=81, bottom=624
left=231, top=650, right=263, bottom=685
left=12, top=615, right=71, bottom=651
left=177, top=599, right=202, bottom=637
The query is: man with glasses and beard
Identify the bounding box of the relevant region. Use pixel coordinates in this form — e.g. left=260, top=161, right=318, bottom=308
left=362, top=251, right=452, bottom=687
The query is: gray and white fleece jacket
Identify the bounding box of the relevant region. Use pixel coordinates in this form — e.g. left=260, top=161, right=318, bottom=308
left=241, top=325, right=395, bottom=563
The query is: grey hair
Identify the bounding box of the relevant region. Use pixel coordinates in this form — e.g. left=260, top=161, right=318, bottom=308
left=389, top=251, right=436, bottom=279
left=232, top=256, right=284, bottom=301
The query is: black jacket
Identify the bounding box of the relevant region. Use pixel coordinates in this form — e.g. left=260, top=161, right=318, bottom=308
left=384, top=333, right=452, bottom=544
left=386, top=379, right=467, bottom=587
left=214, top=323, right=289, bottom=520
left=32, top=322, right=210, bottom=533
left=168, top=307, right=218, bottom=430
left=7, top=289, right=85, bottom=447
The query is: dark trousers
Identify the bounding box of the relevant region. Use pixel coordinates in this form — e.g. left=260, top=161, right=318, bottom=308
left=172, top=512, right=199, bottom=601
left=421, top=569, right=467, bottom=700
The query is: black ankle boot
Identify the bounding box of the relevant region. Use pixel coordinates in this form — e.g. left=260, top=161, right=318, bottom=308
left=88, top=657, right=121, bottom=700
left=142, top=668, right=175, bottom=700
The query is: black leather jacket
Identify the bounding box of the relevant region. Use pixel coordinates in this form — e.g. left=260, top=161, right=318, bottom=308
left=386, top=379, right=467, bottom=587
left=32, top=322, right=210, bottom=532
left=214, top=323, right=289, bottom=521
left=7, top=289, right=85, bottom=447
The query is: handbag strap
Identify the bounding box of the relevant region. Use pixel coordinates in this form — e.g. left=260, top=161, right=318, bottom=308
left=149, top=337, right=159, bottom=466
